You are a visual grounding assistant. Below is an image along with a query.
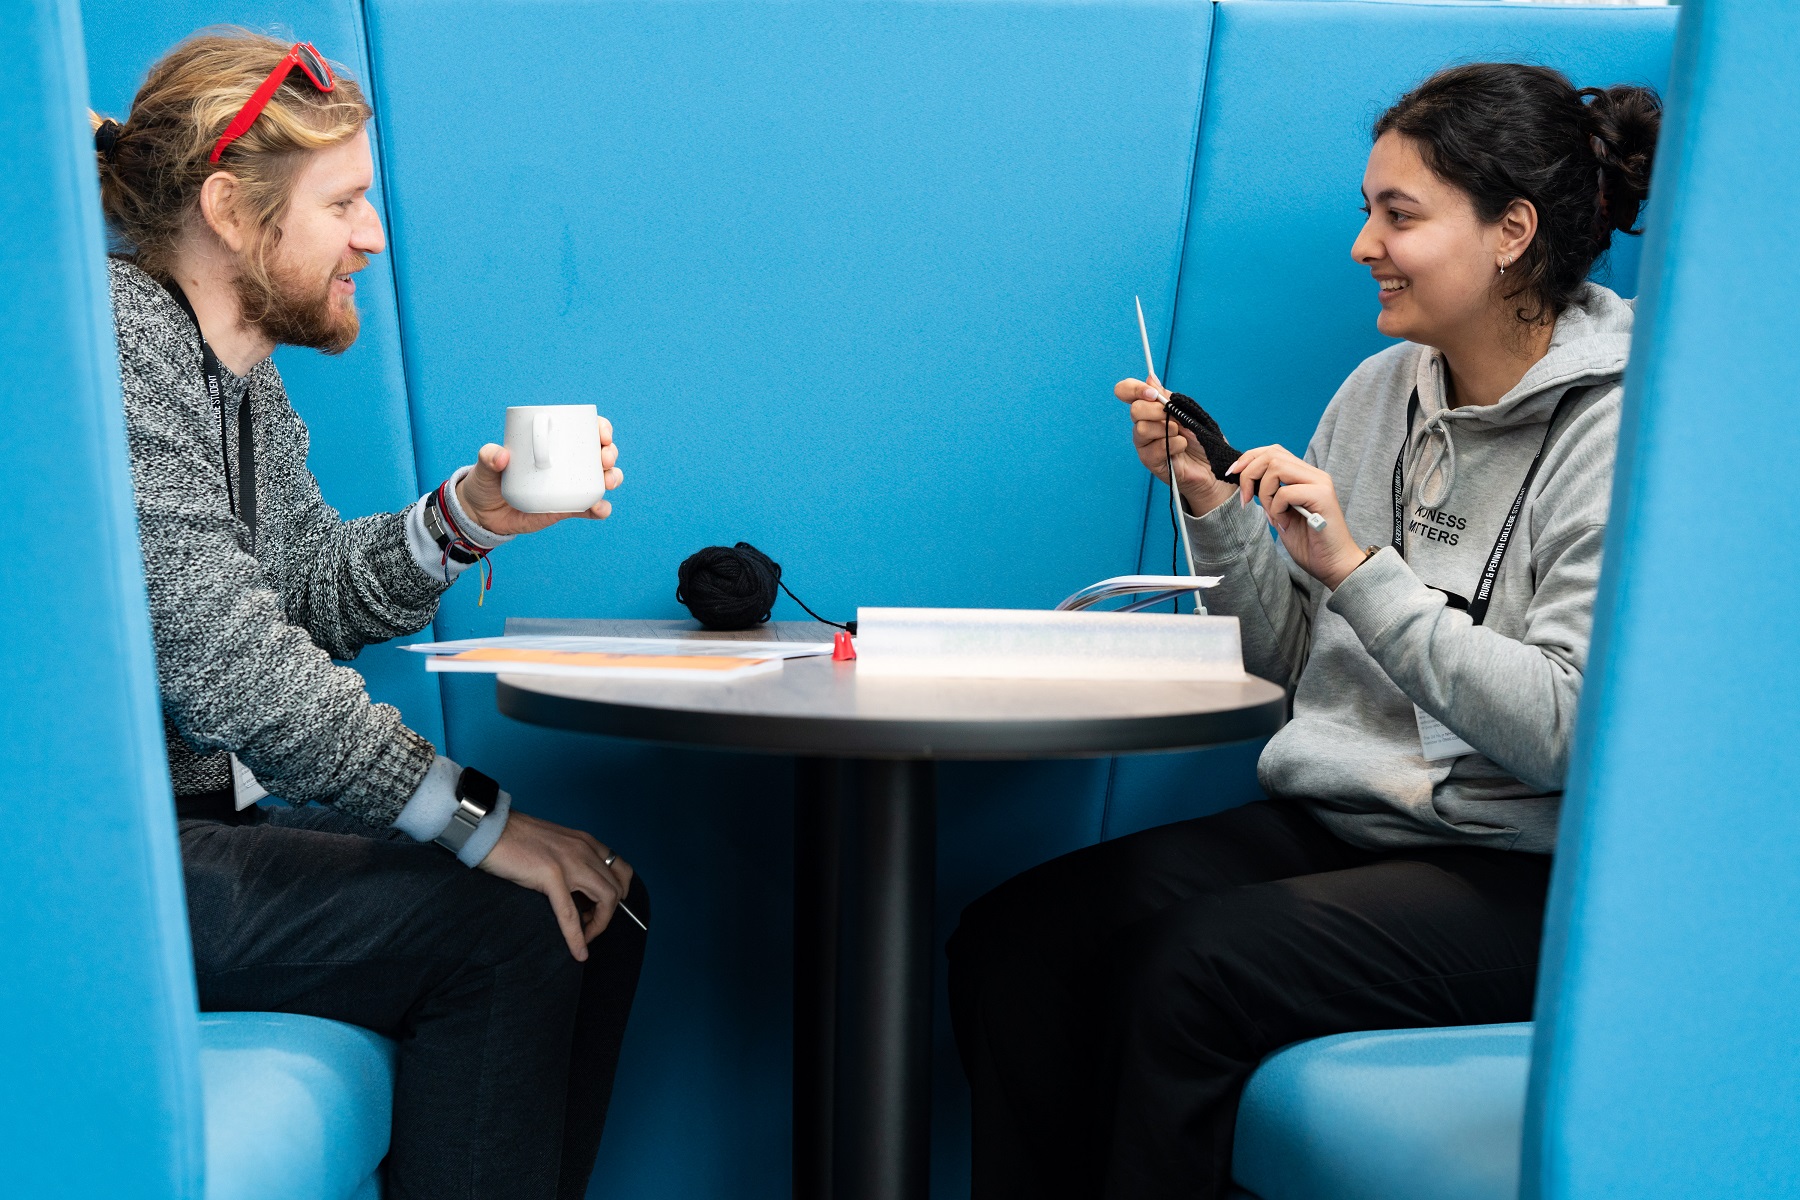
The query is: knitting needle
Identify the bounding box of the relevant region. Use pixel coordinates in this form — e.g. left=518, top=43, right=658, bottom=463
left=1134, top=298, right=1325, bottom=534
left=1135, top=295, right=1167, bottom=396
left=1137, top=296, right=1198, bottom=580
left=617, top=901, right=648, bottom=932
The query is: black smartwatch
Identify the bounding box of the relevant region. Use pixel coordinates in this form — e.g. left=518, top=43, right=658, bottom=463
left=436, top=767, right=500, bottom=855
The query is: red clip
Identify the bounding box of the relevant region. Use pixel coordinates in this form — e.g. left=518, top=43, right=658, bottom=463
left=832, top=630, right=857, bottom=661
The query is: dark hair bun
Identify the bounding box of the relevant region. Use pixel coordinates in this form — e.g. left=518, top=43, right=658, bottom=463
left=1582, top=85, right=1661, bottom=234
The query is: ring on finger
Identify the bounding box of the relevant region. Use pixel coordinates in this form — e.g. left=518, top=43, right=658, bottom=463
left=603, top=852, right=617, bottom=866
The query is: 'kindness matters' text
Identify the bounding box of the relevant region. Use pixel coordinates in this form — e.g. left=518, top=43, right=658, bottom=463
left=1408, top=503, right=1466, bottom=545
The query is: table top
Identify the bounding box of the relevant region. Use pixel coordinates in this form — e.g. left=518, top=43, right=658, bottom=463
left=495, top=618, right=1287, bottom=760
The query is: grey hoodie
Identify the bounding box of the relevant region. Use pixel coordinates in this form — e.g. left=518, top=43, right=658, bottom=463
left=1184, top=283, right=1630, bottom=853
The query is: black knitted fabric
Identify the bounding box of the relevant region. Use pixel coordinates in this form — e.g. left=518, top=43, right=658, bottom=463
left=1166, top=391, right=1244, bottom=483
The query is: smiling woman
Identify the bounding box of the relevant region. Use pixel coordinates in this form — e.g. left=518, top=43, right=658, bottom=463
left=1367, top=64, right=1661, bottom=335
left=972, top=62, right=1665, bottom=1199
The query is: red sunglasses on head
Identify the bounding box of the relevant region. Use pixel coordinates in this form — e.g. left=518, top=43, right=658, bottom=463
left=209, top=42, right=336, bottom=163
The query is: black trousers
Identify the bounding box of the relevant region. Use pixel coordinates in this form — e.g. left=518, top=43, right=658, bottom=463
left=179, top=802, right=648, bottom=1200
left=945, top=797, right=1551, bottom=1200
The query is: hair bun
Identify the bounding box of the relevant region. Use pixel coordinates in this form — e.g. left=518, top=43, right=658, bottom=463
left=1582, top=84, right=1661, bottom=234
left=93, top=117, right=122, bottom=162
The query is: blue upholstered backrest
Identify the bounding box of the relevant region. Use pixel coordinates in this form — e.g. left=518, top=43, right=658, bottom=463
left=363, top=4, right=1214, bottom=1193
left=1525, top=2, right=1800, bottom=1195
left=82, top=0, right=445, bottom=748
left=0, top=0, right=202, bottom=1193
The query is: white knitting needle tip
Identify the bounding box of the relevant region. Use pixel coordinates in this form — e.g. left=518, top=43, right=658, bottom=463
left=1135, top=296, right=1167, bottom=397
left=617, top=900, right=648, bottom=932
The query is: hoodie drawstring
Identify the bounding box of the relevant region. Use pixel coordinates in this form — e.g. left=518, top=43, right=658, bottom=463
left=1412, top=406, right=1458, bottom=510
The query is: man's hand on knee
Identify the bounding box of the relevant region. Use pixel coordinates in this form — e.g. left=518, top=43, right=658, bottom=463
left=479, top=812, right=634, bottom=961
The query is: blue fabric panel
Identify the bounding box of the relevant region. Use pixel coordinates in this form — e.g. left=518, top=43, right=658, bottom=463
left=368, top=3, right=1212, bottom=1196
left=0, top=0, right=203, bottom=1193
left=1119, top=0, right=1676, bottom=854
left=1234, top=1023, right=1533, bottom=1200
left=198, top=1013, right=396, bottom=1200
left=81, top=0, right=445, bottom=749
left=1524, top=2, right=1800, bottom=1197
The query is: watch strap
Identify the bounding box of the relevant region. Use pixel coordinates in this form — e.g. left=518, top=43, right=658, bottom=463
left=436, top=767, right=499, bottom=854
left=424, top=491, right=483, bottom=565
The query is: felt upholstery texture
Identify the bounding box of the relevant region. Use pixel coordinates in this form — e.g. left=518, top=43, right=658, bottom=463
left=1524, top=1, right=1800, bottom=1196
left=362, top=2, right=1215, bottom=1192
left=1, top=0, right=205, bottom=1194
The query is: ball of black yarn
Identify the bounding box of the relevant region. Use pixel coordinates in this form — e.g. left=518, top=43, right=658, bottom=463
left=678, top=542, right=782, bottom=630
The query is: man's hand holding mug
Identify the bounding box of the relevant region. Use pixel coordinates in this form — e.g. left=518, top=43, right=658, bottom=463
left=456, top=404, right=623, bottom=536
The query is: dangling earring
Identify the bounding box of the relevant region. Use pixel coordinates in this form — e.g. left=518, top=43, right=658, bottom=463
left=1499, top=256, right=1511, bottom=276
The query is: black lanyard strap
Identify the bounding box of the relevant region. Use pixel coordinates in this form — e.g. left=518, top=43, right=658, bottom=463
left=163, top=280, right=256, bottom=545
left=1391, top=385, right=1578, bottom=627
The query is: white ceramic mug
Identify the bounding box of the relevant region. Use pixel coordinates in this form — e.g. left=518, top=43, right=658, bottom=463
left=499, top=404, right=608, bottom=514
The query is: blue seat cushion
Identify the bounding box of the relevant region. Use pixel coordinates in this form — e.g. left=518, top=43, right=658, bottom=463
left=198, top=1013, right=396, bottom=1200
left=1232, top=1023, right=1532, bottom=1200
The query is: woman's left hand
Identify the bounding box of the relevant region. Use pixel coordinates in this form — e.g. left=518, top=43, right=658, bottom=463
left=455, top=416, right=623, bottom=537
left=1227, top=444, right=1368, bottom=589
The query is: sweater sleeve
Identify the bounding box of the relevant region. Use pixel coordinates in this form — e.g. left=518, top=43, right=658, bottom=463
left=1180, top=495, right=1317, bottom=687
left=117, top=315, right=434, bottom=826
left=265, top=390, right=447, bottom=661
left=1176, top=392, right=1346, bottom=687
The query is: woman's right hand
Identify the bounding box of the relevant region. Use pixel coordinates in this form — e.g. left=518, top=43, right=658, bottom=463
left=1115, top=378, right=1237, bottom=518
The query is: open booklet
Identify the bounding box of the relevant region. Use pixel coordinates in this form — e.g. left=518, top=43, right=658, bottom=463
left=403, top=634, right=834, bottom=682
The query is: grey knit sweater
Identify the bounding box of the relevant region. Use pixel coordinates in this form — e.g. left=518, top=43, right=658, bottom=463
left=108, top=257, right=443, bottom=827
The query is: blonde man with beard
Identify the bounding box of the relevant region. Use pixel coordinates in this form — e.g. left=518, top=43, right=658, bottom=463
left=93, top=32, right=644, bottom=1199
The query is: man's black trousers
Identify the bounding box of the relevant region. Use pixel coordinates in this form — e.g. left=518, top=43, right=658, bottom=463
left=945, top=797, right=1551, bottom=1200
left=179, top=802, right=648, bottom=1200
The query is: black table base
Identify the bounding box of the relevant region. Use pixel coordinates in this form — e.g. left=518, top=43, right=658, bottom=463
left=795, top=758, right=937, bottom=1200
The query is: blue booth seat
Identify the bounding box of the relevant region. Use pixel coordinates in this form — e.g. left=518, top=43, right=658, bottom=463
left=1234, top=1024, right=1533, bottom=1200
left=199, top=1014, right=396, bottom=1200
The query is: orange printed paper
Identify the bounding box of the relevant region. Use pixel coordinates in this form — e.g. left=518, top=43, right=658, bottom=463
left=447, top=649, right=768, bottom=672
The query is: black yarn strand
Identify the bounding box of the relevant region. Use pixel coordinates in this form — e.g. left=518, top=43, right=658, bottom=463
left=775, top=577, right=852, bottom=633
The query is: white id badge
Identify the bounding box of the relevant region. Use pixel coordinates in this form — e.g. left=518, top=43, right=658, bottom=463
left=1414, top=704, right=1475, bottom=762
left=229, top=752, right=270, bottom=810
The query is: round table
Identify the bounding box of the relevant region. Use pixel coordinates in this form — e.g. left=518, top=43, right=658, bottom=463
left=495, top=619, right=1287, bottom=1200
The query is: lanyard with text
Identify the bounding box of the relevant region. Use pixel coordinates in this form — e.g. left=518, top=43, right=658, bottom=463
left=163, top=280, right=257, bottom=544
left=1390, top=386, right=1577, bottom=628
left=163, top=281, right=269, bottom=809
